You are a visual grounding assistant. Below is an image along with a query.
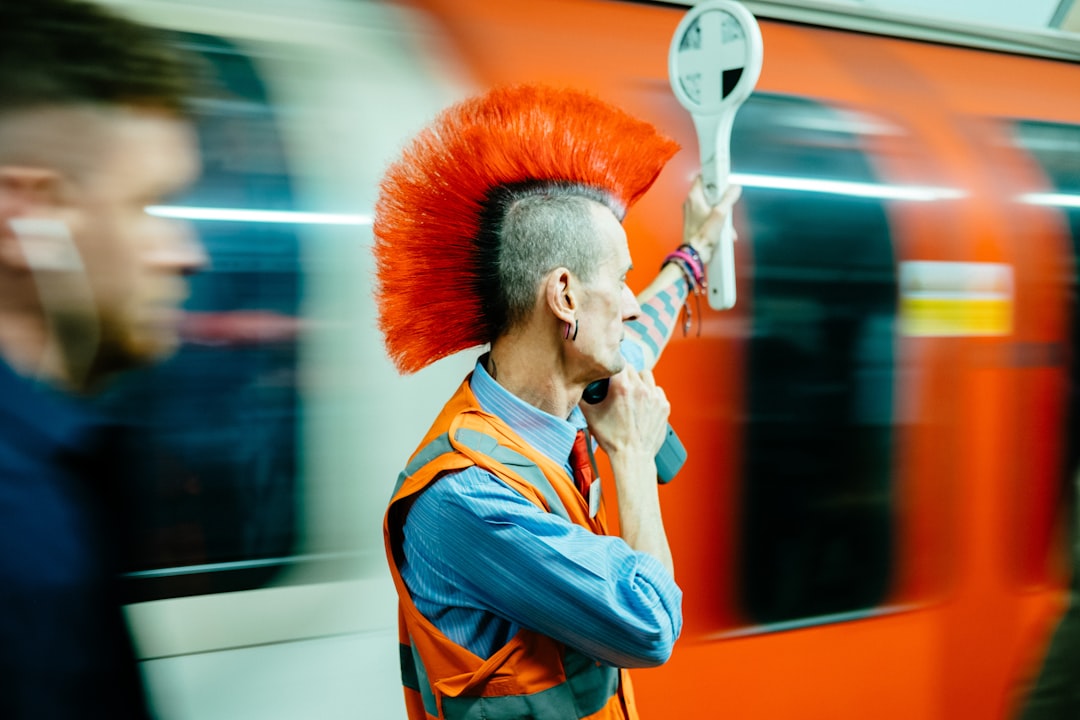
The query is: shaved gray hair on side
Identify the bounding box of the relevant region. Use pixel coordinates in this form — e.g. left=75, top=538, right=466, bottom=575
left=476, top=181, right=623, bottom=339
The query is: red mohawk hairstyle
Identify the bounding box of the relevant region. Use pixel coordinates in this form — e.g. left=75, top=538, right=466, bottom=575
left=373, top=84, right=679, bottom=374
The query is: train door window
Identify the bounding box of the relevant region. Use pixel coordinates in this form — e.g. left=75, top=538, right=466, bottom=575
left=104, top=33, right=305, bottom=602
left=733, top=95, right=898, bottom=626
left=1010, top=120, right=1080, bottom=580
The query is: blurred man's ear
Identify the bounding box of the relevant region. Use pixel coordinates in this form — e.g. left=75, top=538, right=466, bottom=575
left=0, top=166, right=66, bottom=271
left=0, top=166, right=64, bottom=209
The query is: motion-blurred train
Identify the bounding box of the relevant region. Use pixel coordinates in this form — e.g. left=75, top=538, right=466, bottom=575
left=93, top=0, right=1080, bottom=717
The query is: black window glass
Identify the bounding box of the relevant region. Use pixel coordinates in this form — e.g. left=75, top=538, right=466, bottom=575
left=104, top=34, right=303, bottom=602
left=734, top=95, right=898, bottom=625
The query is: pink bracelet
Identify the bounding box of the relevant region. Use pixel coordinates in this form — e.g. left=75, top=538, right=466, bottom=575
left=664, top=249, right=704, bottom=287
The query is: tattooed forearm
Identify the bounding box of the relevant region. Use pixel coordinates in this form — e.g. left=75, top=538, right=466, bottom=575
left=626, top=278, right=689, bottom=358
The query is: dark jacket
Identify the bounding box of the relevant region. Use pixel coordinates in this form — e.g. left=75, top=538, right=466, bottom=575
left=0, top=360, right=151, bottom=719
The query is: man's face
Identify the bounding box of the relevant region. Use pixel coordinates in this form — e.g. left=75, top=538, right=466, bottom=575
left=63, top=109, right=203, bottom=368
left=575, top=202, right=640, bottom=379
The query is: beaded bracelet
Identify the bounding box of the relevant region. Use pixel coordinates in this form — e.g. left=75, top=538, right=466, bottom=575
left=667, top=249, right=704, bottom=287
left=680, top=243, right=704, bottom=270
left=661, top=244, right=707, bottom=337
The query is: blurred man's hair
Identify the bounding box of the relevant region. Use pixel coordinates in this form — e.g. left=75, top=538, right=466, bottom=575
left=0, top=0, right=193, bottom=117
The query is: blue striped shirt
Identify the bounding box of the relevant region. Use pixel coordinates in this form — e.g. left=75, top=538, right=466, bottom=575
left=399, top=350, right=682, bottom=669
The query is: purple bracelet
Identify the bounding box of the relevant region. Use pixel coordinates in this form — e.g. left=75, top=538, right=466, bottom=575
left=665, top=249, right=705, bottom=286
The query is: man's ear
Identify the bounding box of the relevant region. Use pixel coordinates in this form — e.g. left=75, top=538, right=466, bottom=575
left=544, top=267, right=578, bottom=323
left=0, top=166, right=67, bottom=271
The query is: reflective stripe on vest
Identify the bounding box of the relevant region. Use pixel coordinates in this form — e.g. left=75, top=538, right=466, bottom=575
left=401, top=640, right=439, bottom=718
left=393, top=432, right=455, bottom=498
left=453, top=427, right=571, bottom=522
left=400, top=641, right=620, bottom=720
left=395, top=427, right=571, bottom=523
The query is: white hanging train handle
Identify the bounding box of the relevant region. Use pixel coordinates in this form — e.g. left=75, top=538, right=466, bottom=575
left=668, top=0, right=763, bottom=310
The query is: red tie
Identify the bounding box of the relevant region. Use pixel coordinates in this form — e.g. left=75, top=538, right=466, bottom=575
left=570, top=429, right=594, bottom=498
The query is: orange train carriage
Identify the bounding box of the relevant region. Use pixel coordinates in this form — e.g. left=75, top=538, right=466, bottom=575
left=108, top=1, right=1080, bottom=718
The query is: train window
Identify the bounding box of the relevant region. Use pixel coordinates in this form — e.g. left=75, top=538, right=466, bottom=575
left=104, top=33, right=305, bottom=602
left=733, top=95, right=898, bottom=626
left=1011, top=120, right=1080, bottom=579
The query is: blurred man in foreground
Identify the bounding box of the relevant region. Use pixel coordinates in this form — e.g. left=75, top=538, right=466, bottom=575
left=0, top=2, right=204, bottom=717
left=375, top=84, right=738, bottom=719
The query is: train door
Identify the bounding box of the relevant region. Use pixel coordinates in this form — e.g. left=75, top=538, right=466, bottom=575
left=106, top=1, right=471, bottom=717
left=631, top=85, right=951, bottom=719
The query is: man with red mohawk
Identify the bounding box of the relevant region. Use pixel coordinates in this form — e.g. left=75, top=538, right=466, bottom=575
left=377, top=84, right=739, bottom=719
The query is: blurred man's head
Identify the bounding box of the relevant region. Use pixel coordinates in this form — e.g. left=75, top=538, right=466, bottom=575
left=0, top=0, right=204, bottom=389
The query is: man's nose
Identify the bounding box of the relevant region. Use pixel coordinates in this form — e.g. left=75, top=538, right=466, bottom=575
left=621, top=285, right=641, bottom=322
left=152, top=222, right=207, bottom=275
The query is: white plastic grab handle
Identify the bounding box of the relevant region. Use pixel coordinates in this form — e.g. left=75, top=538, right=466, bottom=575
left=668, top=0, right=763, bottom=310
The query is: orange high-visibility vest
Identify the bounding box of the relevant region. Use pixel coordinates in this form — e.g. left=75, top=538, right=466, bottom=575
left=384, top=376, right=639, bottom=720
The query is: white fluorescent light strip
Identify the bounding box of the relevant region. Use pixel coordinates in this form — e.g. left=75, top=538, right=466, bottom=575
left=146, top=206, right=372, bottom=225
left=1021, top=192, right=1080, bottom=209
left=146, top=174, right=963, bottom=225
left=730, top=173, right=965, bottom=201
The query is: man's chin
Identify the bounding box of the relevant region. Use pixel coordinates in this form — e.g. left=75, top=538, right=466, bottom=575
left=608, top=353, right=627, bottom=376
left=136, top=334, right=182, bottom=364
left=580, top=352, right=627, bottom=388
left=112, top=330, right=182, bottom=370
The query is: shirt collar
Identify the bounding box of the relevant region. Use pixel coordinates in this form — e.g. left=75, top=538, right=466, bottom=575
left=470, top=355, right=585, bottom=467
